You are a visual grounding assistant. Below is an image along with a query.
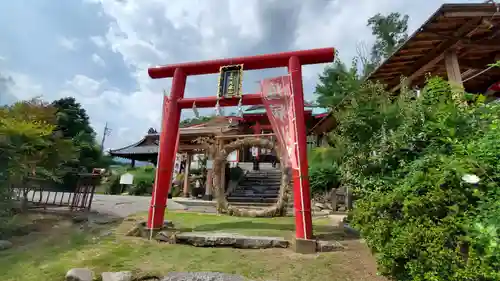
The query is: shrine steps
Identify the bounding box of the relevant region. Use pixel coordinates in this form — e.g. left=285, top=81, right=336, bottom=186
left=227, top=167, right=283, bottom=206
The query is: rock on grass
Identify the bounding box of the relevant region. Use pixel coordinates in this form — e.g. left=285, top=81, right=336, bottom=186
left=0, top=240, right=13, bottom=251
left=102, top=271, right=133, bottom=281
left=65, top=268, right=94, bottom=281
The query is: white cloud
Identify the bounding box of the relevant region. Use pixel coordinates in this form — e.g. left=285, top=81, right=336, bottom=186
left=2, top=0, right=475, bottom=151
left=58, top=36, right=78, bottom=51
left=91, top=53, right=106, bottom=67
left=90, top=36, right=107, bottom=48
left=3, top=71, right=44, bottom=101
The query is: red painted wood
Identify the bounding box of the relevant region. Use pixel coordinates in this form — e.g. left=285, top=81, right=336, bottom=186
left=148, top=47, right=335, bottom=78
left=147, top=69, right=186, bottom=229
left=289, top=55, right=313, bottom=240
left=178, top=94, right=262, bottom=109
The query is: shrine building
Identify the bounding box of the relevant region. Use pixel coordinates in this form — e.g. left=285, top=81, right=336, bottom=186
left=109, top=102, right=334, bottom=167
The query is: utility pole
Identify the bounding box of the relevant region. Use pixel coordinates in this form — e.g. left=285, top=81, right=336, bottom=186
left=100, top=122, right=111, bottom=152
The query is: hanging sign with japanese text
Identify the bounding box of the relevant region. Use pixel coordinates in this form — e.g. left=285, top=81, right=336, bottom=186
left=260, top=75, right=298, bottom=170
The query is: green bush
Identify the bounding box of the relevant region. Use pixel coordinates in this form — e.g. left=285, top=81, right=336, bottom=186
left=104, top=174, right=122, bottom=195
left=308, top=163, right=340, bottom=195
left=328, top=77, right=500, bottom=280
left=128, top=169, right=155, bottom=196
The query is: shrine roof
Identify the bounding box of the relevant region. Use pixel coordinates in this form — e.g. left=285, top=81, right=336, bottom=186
left=366, top=3, right=500, bottom=93
left=109, top=118, right=239, bottom=157
left=110, top=144, right=159, bottom=155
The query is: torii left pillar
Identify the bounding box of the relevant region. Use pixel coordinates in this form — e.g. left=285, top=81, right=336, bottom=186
left=146, top=47, right=335, bottom=242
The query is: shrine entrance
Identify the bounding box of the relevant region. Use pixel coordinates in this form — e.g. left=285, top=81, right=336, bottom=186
left=146, top=48, right=335, bottom=240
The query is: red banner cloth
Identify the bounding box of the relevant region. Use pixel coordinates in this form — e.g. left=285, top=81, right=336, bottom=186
left=260, top=75, right=298, bottom=170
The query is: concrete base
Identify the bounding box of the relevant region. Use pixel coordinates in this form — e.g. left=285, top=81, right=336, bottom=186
left=291, top=238, right=317, bottom=254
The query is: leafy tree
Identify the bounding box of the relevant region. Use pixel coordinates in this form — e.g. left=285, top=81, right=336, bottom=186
left=52, top=97, right=95, bottom=143
left=367, top=12, right=409, bottom=67
left=315, top=12, right=409, bottom=109
left=52, top=97, right=110, bottom=189
left=0, top=99, right=77, bottom=212
left=180, top=115, right=214, bottom=127
left=315, top=54, right=362, bottom=109
left=331, top=77, right=500, bottom=280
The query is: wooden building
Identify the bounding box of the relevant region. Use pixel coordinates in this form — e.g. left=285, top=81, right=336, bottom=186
left=109, top=104, right=332, bottom=165
left=367, top=3, right=500, bottom=95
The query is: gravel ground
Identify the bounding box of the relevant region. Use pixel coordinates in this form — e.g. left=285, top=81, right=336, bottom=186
left=20, top=191, right=214, bottom=217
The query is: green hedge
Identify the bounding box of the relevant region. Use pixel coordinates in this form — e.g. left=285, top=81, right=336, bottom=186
left=325, top=77, right=500, bottom=280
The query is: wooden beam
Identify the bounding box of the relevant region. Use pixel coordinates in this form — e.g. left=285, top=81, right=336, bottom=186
left=214, top=133, right=275, bottom=139
left=445, top=49, right=464, bottom=87
left=444, top=11, right=497, bottom=18
left=390, top=18, right=482, bottom=92
left=460, top=53, right=500, bottom=69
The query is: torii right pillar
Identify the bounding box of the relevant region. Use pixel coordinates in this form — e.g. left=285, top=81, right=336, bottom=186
left=288, top=56, right=313, bottom=242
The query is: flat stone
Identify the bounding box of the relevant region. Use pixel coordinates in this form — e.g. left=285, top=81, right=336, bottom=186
left=316, top=240, right=344, bottom=252
left=65, top=268, right=94, bottom=281
left=314, top=202, right=326, bottom=209
left=0, top=240, right=13, bottom=251
left=174, top=232, right=289, bottom=249
left=161, top=272, right=246, bottom=281
left=102, top=271, right=133, bottom=281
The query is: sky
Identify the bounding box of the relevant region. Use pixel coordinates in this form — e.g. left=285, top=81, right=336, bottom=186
left=0, top=0, right=479, bottom=150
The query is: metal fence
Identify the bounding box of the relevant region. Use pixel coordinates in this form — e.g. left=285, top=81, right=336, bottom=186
left=11, top=173, right=101, bottom=212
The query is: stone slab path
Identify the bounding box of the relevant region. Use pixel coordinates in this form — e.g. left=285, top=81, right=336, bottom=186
left=173, top=232, right=289, bottom=249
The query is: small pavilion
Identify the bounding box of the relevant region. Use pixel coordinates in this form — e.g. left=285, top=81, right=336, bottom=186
left=109, top=104, right=333, bottom=200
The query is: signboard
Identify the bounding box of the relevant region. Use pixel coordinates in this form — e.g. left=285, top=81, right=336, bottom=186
left=171, top=154, right=183, bottom=184
left=260, top=75, right=298, bottom=169
left=119, top=173, right=134, bottom=185
left=206, top=160, right=214, bottom=169
left=251, top=147, right=259, bottom=157
left=217, top=64, right=243, bottom=98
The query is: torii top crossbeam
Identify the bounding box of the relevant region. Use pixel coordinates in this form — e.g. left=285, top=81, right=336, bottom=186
left=148, top=47, right=335, bottom=78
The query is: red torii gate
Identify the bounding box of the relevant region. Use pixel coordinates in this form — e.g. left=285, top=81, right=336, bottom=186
left=147, top=47, right=335, bottom=240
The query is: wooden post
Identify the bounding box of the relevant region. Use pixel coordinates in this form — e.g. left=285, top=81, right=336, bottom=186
left=330, top=188, right=338, bottom=212
left=444, top=49, right=463, bottom=88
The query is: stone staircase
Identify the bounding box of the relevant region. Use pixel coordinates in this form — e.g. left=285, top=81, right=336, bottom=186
left=227, top=164, right=282, bottom=207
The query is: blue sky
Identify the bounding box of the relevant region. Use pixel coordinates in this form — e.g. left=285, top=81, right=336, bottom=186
left=0, top=0, right=477, bottom=150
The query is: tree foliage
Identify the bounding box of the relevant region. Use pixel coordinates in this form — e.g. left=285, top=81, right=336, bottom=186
left=52, top=97, right=113, bottom=189
left=315, top=12, right=408, bottom=109
left=367, top=12, right=409, bottom=66
left=320, top=76, right=500, bottom=280
left=0, top=99, right=78, bottom=214
left=311, top=10, right=499, bottom=280
left=180, top=115, right=214, bottom=127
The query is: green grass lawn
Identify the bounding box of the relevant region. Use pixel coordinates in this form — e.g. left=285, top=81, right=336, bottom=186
left=0, top=211, right=384, bottom=281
